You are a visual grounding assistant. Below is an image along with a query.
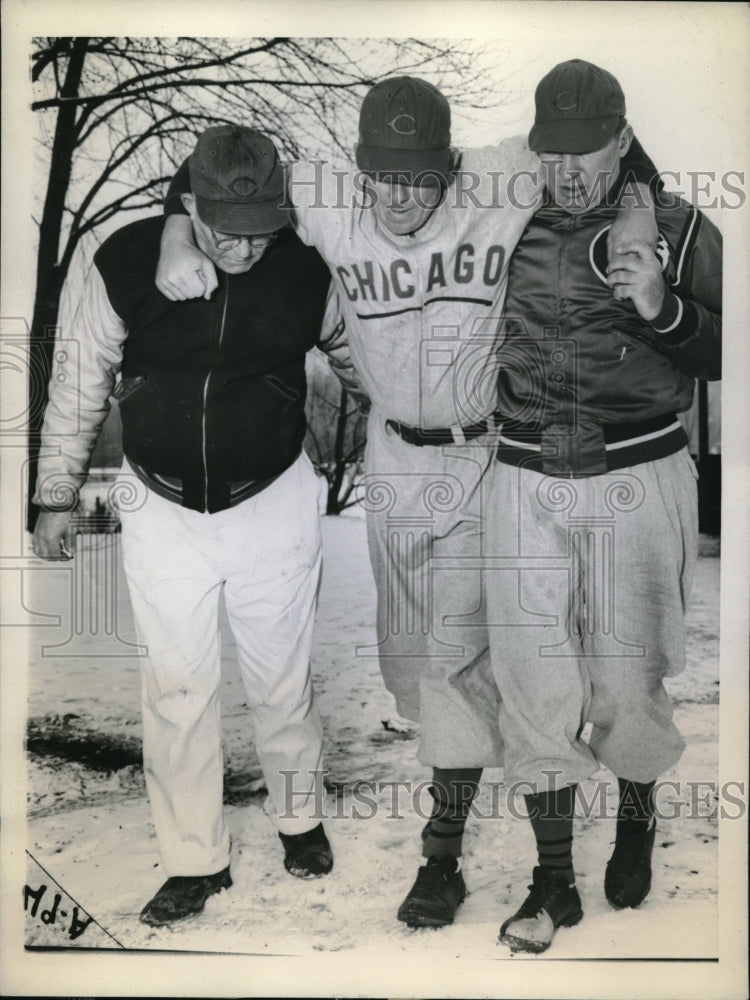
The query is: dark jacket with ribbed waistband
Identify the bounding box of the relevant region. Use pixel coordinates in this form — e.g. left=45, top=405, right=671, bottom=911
left=93, top=217, right=332, bottom=512
left=496, top=188, right=722, bottom=477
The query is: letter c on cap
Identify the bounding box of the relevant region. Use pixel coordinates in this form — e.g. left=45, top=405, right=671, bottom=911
left=387, top=114, right=417, bottom=136
left=555, top=91, right=579, bottom=111
left=230, top=176, right=258, bottom=197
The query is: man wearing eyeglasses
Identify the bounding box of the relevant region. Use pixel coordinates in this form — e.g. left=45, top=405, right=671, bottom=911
left=31, top=125, right=351, bottom=926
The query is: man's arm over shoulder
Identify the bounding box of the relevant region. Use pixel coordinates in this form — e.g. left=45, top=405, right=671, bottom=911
left=157, top=155, right=351, bottom=297
left=287, top=159, right=357, bottom=250
left=460, top=135, right=542, bottom=209
left=158, top=157, right=218, bottom=300
left=607, top=136, right=664, bottom=256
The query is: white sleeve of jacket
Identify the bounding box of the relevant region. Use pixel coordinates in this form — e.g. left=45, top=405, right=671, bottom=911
left=33, top=264, right=128, bottom=510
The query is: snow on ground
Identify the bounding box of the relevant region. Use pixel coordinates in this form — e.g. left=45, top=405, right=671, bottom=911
left=22, top=516, right=722, bottom=975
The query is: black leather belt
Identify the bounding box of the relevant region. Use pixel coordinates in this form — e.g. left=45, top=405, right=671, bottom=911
left=385, top=415, right=498, bottom=447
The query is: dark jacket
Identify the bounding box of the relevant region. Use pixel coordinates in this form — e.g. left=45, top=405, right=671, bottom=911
left=496, top=189, right=722, bottom=476
left=35, top=216, right=336, bottom=514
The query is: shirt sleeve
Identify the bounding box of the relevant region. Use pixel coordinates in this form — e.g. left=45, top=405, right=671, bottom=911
left=33, top=265, right=128, bottom=510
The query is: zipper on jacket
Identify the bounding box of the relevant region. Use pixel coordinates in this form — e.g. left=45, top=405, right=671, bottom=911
left=202, top=281, right=230, bottom=511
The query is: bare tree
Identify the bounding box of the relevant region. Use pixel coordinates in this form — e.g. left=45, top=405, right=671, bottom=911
left=28, top=36, right=494, bottom=525
left=304, top=352, right=367, bottom=515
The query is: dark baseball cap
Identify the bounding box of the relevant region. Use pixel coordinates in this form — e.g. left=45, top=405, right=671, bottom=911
left=529, top=59, right=626, bottom=154
left=356, top=76, right=451, bottom=184
left=188, top=125, right=289, bottom=233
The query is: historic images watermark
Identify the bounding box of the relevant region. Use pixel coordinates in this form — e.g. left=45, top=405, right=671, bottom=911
left=277, top=771, right=745, bottom=822
left=285, top=163, right=746, bottom=212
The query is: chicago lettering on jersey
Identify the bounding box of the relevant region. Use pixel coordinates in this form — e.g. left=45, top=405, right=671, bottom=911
left=336, top=244, right=506, bottom=303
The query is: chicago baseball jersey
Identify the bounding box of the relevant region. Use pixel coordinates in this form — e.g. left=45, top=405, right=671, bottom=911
left=289, top=137, right=542, bottom=429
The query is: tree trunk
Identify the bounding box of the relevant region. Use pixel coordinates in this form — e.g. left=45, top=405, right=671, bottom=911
left=27, top=39, right=89, bottom=530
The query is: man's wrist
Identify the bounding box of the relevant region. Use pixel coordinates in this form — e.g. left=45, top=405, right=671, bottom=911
left=32, top=478, right=80, bottom=512
left=162, top=214, right=192, bottom=242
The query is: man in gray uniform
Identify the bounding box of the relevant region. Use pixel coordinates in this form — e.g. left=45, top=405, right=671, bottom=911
left=488, top=60, right=721, bottom=954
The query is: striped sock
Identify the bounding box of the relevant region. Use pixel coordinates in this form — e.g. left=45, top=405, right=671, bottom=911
left=525, top=785, right=576, bottom=886
left=421, top=767, right=482, bottom=860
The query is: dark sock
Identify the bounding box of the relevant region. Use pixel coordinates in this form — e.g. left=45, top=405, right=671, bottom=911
left=616, top=777, right=656, bottom=830
left=525, top=785, right=576, bottom=886
left=421, top=766, right=482, bottom=859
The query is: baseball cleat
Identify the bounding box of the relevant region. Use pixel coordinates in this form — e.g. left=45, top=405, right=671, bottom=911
left=499, top=866, right=583, bottom=953
left=397, top=855, right=467, bottom=928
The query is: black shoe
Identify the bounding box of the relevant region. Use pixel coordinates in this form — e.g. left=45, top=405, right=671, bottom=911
left=279, top=823, right=333, bottom=878
left=499, top=867, right=583, bottom=954
left=397, top=855, right=467, bottom=928
left=139, top=866, right=232, bottom=926
left=605, top=818, right=656, bottom=909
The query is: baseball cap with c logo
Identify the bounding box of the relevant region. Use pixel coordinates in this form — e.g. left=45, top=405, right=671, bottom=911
left=356, top=76, right=451, bottom=185
left=529, top=59, right=627, bottom=154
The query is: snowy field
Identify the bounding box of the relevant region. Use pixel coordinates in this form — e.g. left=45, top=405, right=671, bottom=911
left=18, top=514, right=728, bottom=994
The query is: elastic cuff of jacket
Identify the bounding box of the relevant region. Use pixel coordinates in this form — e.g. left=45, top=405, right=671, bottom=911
left=651, top=292, right=698, bottom=344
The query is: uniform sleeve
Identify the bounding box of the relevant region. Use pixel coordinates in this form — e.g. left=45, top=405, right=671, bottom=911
left=650, top=208, right=722, bottom=381
left=315, top=284, right=370, bottom=412
left=33, top=266, right=128, bottom=510
left=462, top=135, right=544, bottom=209
left=287, top=159, right=357, bottom=249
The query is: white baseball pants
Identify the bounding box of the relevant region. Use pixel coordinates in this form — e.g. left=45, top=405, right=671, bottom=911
left=119, top=452, right=324, bottom=877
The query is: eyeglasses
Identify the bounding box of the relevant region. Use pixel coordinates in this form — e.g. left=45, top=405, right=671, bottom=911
left=210, top=229, right=281, bottom=251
